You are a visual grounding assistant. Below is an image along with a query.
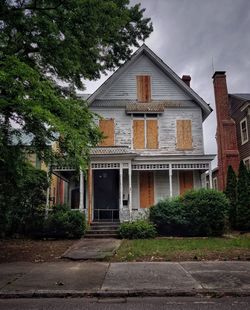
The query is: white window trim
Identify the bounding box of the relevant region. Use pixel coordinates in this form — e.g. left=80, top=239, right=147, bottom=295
left=131, top=114, right=158, bottom=150
left=240, top=117, right=249, bottom=145
left=243, top=156, right=250, bottom=169
left=212, top=177, right=218, bottom=190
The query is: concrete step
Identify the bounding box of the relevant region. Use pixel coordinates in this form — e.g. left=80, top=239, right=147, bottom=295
left=84, top=233, right=119, bottom=238
left=86, top=230, right=118, bottom=235
left=90, top=222, right=120, bottom=226
left=89, top=226, right=119, bottom=231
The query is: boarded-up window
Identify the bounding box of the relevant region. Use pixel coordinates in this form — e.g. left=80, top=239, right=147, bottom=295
left=137, top=75, right=151, bottom=102
left=140, top=171, right=154, bottom=208
left=179, top=171, right=193, bottom=195
left=146, top=119, right=158, bottom=149
left=133, top=118, right=158, bottom=149
left=133, top=120, right=145, bottom=149
left=99, top=119, right=114, bottom=146
left=176, top=120, right=192, bottom=150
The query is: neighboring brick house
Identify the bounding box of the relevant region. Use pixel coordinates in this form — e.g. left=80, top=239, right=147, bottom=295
left=53, top=44, right=215, bottom=223
left=212, top=72, right=249, bottom=191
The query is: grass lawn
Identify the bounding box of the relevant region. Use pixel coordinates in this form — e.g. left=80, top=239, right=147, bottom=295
left=113, top=235, right=250, bottom=262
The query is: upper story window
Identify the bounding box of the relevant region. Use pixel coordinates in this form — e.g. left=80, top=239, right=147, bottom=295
left=136, top=75, right=151, bottom=102
left=99, top=119, right=115, bottom=146
left=133, top=114, right=158, bottom=149
left=240, top=117, right=248, bottom=145
left=176, top=119, right=193, bottom=150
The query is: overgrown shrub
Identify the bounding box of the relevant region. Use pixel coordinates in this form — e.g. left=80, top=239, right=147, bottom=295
left=182, top=188, right=229, bottom=236
left=236, top=161, right=250, bottom=230
left=150, top=189, right=229, bottom=237
left=118, top=220, right=157, bottom=239
left=42, top=204, right=86, bottom=239
left=149, top=197, right=189, bottom=235
left=0, top=164, right=48, bottom=236
left=224, top=165, right=237, bottom=229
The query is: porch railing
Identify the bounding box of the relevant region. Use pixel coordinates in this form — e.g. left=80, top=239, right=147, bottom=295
left=94, top=209, right=119, bottom=222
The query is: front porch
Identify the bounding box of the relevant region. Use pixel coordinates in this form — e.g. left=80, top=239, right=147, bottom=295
left=49, top=155, right=214, bottom=223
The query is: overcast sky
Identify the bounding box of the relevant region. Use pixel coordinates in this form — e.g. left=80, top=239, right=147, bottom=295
left=84, top=0, right=250, bottom=167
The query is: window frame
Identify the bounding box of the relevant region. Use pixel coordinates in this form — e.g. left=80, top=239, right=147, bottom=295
left=243, top=156, right=250, bottom=169
left=136, top=75, right=151, bottom=102
left=240, top=117, right=249, bottom=145
left=132, top=113, right=159, bottom=149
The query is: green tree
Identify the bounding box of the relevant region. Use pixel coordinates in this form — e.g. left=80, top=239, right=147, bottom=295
left=0, top=0, right=152, bottom=227
left=224, top=165, right=237, bottom=228
left=236, top=160, right=250, bottom=230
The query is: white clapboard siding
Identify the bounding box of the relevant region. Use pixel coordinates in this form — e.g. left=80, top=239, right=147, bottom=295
left=158, top=108, right=204, bottom=154
left=193, top=170, right=201, bottom=188
left=155, top=171, right=169, bottom=202
left=91, top=107, right=204, bottom=154
left=98, top=54, right=191, bottom=101
left=92, top=108, right=131, bottom=146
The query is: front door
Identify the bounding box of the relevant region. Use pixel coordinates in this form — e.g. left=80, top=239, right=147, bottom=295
left=93, top=169, right=119, bottom=221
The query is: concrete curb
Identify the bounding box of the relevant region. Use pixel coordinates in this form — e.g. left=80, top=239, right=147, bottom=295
left=0, top=289, right=250, bottom=299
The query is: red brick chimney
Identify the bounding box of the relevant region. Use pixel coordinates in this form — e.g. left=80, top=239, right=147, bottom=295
left=212, top=71, right=240, bottom=190
left=182, top=75, right=191, bottom=87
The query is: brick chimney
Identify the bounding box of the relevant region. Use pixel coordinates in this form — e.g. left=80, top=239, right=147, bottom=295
left=212, top=71, right=240, bottom=190
left=182, top=75, right=191, bottom=87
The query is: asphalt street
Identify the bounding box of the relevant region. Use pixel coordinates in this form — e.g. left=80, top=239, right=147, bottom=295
left=0, top=297, right=250, bottom=310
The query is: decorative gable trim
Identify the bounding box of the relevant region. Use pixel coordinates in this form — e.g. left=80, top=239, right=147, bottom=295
left=88, top=44, right=212, bottom=120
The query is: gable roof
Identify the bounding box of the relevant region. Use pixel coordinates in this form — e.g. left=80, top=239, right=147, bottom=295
left=229, top=93, right=250, bottom=101
left=87, top=44, right=212, bottom=120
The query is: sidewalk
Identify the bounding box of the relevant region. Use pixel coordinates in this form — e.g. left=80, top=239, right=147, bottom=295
left=0, top=261, right=249, bottom=298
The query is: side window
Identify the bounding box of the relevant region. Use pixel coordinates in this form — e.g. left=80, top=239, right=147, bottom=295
left=136, top=75, right=151, bottom=102
left=243, top=157, right=250, bottom=169
left=176, top=120, right=192, bottom=150
left=99, top=119, right=115, bottom=146
left=240, top=117, right=248, bottom=145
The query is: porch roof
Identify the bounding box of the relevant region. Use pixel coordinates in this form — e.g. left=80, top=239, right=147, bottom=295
left=90, top=146, right=136, bottom=156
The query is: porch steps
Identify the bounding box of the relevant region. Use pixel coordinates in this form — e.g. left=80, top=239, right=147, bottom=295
left=84, top=222, right=120, bottom=238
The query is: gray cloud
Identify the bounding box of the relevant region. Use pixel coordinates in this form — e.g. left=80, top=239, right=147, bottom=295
left=84, top=0, right=250, bottom=167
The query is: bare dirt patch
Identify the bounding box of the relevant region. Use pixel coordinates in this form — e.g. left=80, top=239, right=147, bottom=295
left=0, top=239, right=75, bottom=263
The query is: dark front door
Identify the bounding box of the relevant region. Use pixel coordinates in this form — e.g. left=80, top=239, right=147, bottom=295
left=93, top=169, right=119, bottom=221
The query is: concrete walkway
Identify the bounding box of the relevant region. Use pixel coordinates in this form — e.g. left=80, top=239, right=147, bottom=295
left=62, top=238, right=121, bottom=260
left=0, top=261, right=250, bottom=298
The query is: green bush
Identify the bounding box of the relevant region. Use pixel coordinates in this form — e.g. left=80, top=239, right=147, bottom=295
left=236, top=161, right=250, bottom=230
left=150, top=197, right=189, bottom=235
left=0, top=164, right=48, bottom=236
left=182, top=188, right=229, bottom=236
left=118, top=220, right=157, bottom=239
left=43, top=204, right=86, bottom=239
left=150, top=189, right=229, bottom=237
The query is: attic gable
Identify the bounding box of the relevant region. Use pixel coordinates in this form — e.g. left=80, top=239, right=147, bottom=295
left=96, top=54, right=192, bottom=101
left=88, top=44, right=212, bottom=120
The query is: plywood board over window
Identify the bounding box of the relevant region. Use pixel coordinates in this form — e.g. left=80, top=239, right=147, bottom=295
left=99, top=119, right=114, bottom=146
left=179, top=171, right=193, bottom=195
left=140, top=171, right=154, bottom=208
left=146, top=119, right=158, bottom=149
left=133, top=119, right=145, bottom=149
left=176, top=120, right=192, bottom=150
left=137, top=75, right=151, bottom=102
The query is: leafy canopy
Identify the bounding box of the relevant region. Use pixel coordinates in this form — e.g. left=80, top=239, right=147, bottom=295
left=0, top=0, right=153, bottom=170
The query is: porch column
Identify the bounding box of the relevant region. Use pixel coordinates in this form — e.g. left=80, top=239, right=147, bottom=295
left=119, top=166, right=123, bottom=213
left=209, top=162, right=213, bottom=189
left=79, top=169, right=84, bottom=211
left=128, top=162, right=132, bottom=220
left=169, top=163, right=173, bottom=197
left=87, top=167, right=93, bottom=224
